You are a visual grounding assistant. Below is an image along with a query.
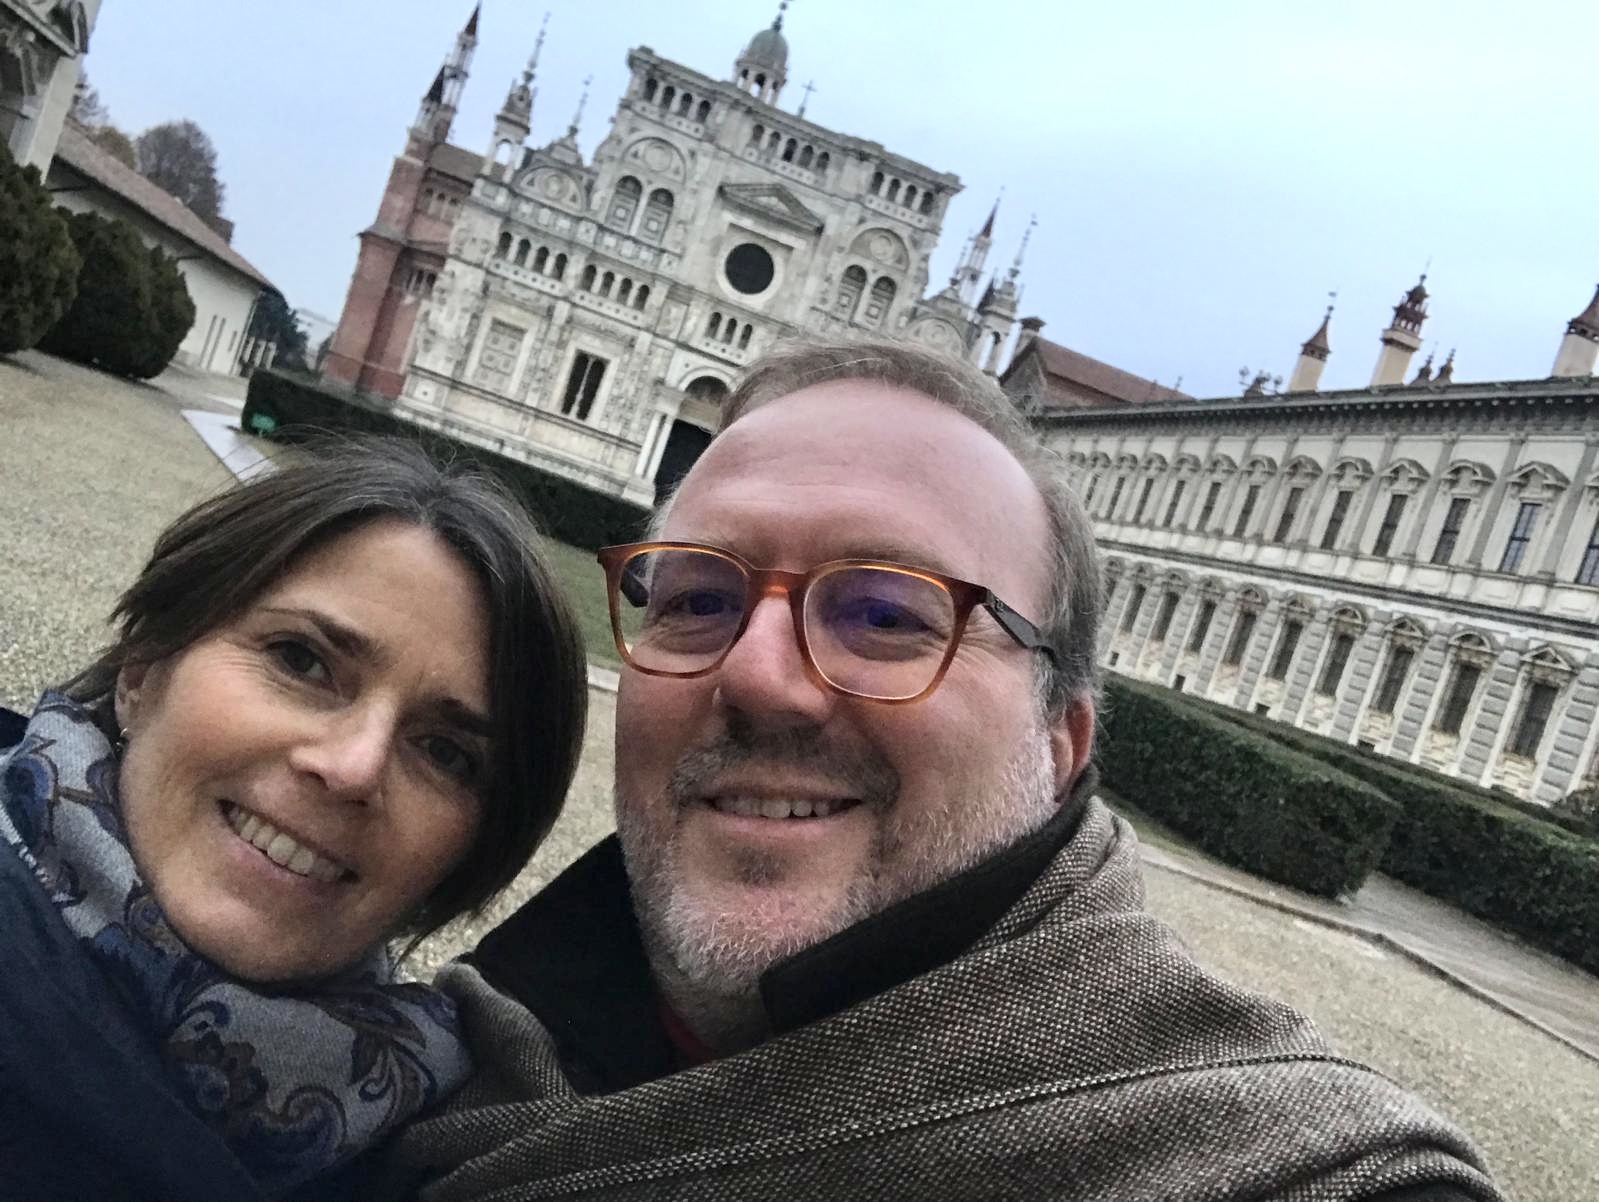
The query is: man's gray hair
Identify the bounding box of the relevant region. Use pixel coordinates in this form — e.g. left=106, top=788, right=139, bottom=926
left=666, top=337, right=1101, bottom=714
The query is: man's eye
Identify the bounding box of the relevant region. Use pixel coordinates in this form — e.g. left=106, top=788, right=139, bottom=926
left=268, top=638, right=330, bottom=682
left=419, top=734, right=480, bottom=784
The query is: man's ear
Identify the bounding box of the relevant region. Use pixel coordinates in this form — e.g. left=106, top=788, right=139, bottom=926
left=114, top=662, right=152, bottom=735
left=1049, top=696, right=1096, bottom=800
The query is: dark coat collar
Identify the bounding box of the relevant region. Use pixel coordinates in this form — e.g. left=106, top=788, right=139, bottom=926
left=469, top=767, right=1095, bottom=1094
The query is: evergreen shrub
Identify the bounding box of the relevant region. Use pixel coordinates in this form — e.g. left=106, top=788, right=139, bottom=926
left=40, top=210, right=195, bottom=378
left=1097, top=676, right=1398, bottom=898
left=0, top=146, right=80, bottom=354
left=243, top=369, right=651, bottom=550
left=1171, top=689, right=1599, bottom=973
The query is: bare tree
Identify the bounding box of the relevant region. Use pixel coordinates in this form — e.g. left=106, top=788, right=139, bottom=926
left=89, top=125, right=137, bottom=169
left=135, top=120, right=227, bottom=232
left=70, top=75, right=109, bottom=126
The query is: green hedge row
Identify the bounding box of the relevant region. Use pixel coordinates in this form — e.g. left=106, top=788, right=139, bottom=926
left=1097, top=676, right=1399, bottom=898
left=1165, top=688, right=1599, bottom=974
left=242, top=369, right=651, bottom=550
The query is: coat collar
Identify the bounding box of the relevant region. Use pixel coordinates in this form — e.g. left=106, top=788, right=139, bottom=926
left=468, top=766, right=1096, bottom=1093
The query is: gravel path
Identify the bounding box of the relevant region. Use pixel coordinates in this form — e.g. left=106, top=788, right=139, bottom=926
left=3, top=351, right=1592, bottom=1200
left=0, top=351, right=233, bottom=711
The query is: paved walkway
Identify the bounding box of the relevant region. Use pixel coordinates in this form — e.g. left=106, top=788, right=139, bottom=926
left=1137, top=838, right=1599, bottom=1061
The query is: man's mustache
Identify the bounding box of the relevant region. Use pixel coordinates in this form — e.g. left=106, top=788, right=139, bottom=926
left=665, top=717, right=900, bottom=810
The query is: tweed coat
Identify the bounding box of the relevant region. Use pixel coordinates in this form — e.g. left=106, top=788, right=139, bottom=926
left=388, top=799, right=1501, bottom=1201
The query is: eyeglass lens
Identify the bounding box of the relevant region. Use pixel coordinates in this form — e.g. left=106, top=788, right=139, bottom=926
left=613, top=548, right=958, bottom=700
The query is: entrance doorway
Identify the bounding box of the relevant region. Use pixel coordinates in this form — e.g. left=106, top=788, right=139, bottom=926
left=653, top=421, right=712, bottom=500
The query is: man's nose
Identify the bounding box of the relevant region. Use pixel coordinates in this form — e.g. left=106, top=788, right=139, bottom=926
left=713, top=588, right=836, bottom=728
left=289, top=705, right=392, bottom=804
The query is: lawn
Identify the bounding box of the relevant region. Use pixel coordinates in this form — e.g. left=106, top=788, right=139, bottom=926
left=540, top=537, right=622, bottom=668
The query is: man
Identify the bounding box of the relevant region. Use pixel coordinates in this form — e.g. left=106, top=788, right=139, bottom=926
left=392, top=341, right=1500, bottom=1200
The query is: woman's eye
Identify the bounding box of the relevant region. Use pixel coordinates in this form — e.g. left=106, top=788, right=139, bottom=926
left=268, top=638, right=330, bottom=682
left=419, top=734, right=480, bottom=785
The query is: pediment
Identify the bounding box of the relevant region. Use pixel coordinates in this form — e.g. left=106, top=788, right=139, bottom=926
left=718, top=183, right=825, bottom=234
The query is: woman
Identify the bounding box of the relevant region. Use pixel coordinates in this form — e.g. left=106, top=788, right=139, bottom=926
left=0, top=438, right=588, bottom=1201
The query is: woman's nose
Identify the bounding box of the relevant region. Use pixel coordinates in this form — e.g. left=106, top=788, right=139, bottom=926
left=289, top=706, right=392, bottom=804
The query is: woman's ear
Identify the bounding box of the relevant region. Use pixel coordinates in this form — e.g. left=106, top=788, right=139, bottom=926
left=114, top=662, right=151, bottom=735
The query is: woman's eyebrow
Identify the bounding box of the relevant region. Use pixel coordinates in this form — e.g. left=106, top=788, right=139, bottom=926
left=259, top=606, right=381, bottom=662
left=431, top=697, right=494, bottom=739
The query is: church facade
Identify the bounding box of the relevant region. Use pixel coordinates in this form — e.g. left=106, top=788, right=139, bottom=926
left=325, top=8, right=1026, bottom=506
left=1037, top=283, right=1599, bottom=807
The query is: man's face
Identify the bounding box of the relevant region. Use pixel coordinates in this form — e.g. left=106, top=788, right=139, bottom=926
left=614, top=382, right=1091, bottom=1003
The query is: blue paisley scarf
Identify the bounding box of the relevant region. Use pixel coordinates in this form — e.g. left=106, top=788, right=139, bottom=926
left=0, top=692, right=472, bottom=1198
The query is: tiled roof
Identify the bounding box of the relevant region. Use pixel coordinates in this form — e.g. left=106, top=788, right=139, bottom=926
left=429, top=143, right=482, bottom=182
left=52, top=122, right=273, bottom=289
left=1017, top=335, right=1190, bottom=406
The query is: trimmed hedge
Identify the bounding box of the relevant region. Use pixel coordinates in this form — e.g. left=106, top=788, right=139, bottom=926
left=39, top=210, right=194, bottom=378
left=243, top=369, right=651, bottom=550
left=0, top=146, right=80, bottom=354
left=1097, top=676, right=1399, bottom=898
left=1167, top=688, right=1599, bottom=974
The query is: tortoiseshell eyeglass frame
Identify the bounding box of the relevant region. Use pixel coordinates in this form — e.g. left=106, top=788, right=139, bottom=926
left=596, top=541, right=1056, bottom=704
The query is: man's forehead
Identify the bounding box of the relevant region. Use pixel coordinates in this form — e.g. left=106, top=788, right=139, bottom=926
left=662, top=380, right=1052, bottom=604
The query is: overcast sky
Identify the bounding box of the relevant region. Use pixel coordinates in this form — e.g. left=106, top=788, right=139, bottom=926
left=82, top=0, right=1597, bottom=397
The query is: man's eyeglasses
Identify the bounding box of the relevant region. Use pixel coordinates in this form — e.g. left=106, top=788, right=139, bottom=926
left=596, top=542, right=1055, bottom=704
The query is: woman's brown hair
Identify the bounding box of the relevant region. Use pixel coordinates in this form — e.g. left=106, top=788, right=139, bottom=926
left=67, top=435, right=588, bottom=938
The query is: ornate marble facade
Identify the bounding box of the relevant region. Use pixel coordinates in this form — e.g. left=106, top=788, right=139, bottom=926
left=328, top=9, right=1026, bottom=506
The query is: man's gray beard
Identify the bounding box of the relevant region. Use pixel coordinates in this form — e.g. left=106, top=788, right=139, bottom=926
left=617, top=711, right=1059, bottom=1049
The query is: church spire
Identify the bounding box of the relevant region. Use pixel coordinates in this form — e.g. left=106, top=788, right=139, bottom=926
left=951, top=193, right=1000, bottom=308
left=1552, top=282, right=1599, bottom=377
left=1287, top=296, right=1334, bottom=393
left=413, top=6, right=479, bottom=146
left=485, top=14, right=549, bottom=173
left=1372, top=273, right=1429, bottom=386
left=734, top=1, right=790, bottom=104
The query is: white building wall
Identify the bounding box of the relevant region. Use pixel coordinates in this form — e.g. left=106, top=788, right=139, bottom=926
left=50, top=187, right=260, bottom=373
left=1043, top=382, right=1599, bottom=807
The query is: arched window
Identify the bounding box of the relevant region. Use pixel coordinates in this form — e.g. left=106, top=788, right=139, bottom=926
left=532, top=246, right=549, bottom=274
left=643, top=77, right=658, bottom=103
left=835, top=264, right=867, bottom=319
left=677, top=92, right=693, bottom=117
left=580, top=264, right=596, bottom=291
left=707, top=312, right=722, bottom=339
left=782, top=138, right=798, bottom=162
left=495, top=231, right=512, bottom=258
left=904, top=185, right=918, bottom=209
left=642, top=188, right=674, bottom=241
left=696, top=99, right=712, bottom=123
left=599, top=271, right=615, bottom=298
left=494, top=141, right=514, bottom=166
left=552, top=253, right=568, bottom=281
left=920, top=191, right=935, bottom=215
left=798, top=146, right=814, bottom=169
left=749, top=123, right=764, bottom=148
left=863, top=276, right=897, bottom=328
left=617, top=279, right=633, bottom=305
left=633, top=284, right=650, bottom=310
left=869, top=170, right=884, bottom=195
left=738, top=325, right=752, bottom=351
left=754, top=73, right=766, bottom=90
left=660, top=85, right=676, bottom=110
left=886, top=179, right=901, bottom=203
left=513, top=239, right=530, bottom=267
left=815, top=151, right=830, bottom=173
left=610, top=175, right=642, bottom=230
left=767, top=131, right=781, bottom=152
left=723, top=319, right=738, bottom=345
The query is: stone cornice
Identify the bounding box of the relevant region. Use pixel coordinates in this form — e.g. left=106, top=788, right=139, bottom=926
left=1036, top=378, right=1599, bottom=431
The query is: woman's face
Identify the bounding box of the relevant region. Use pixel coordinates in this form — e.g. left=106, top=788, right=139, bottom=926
left=115, top=519, right=491, bottom=982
